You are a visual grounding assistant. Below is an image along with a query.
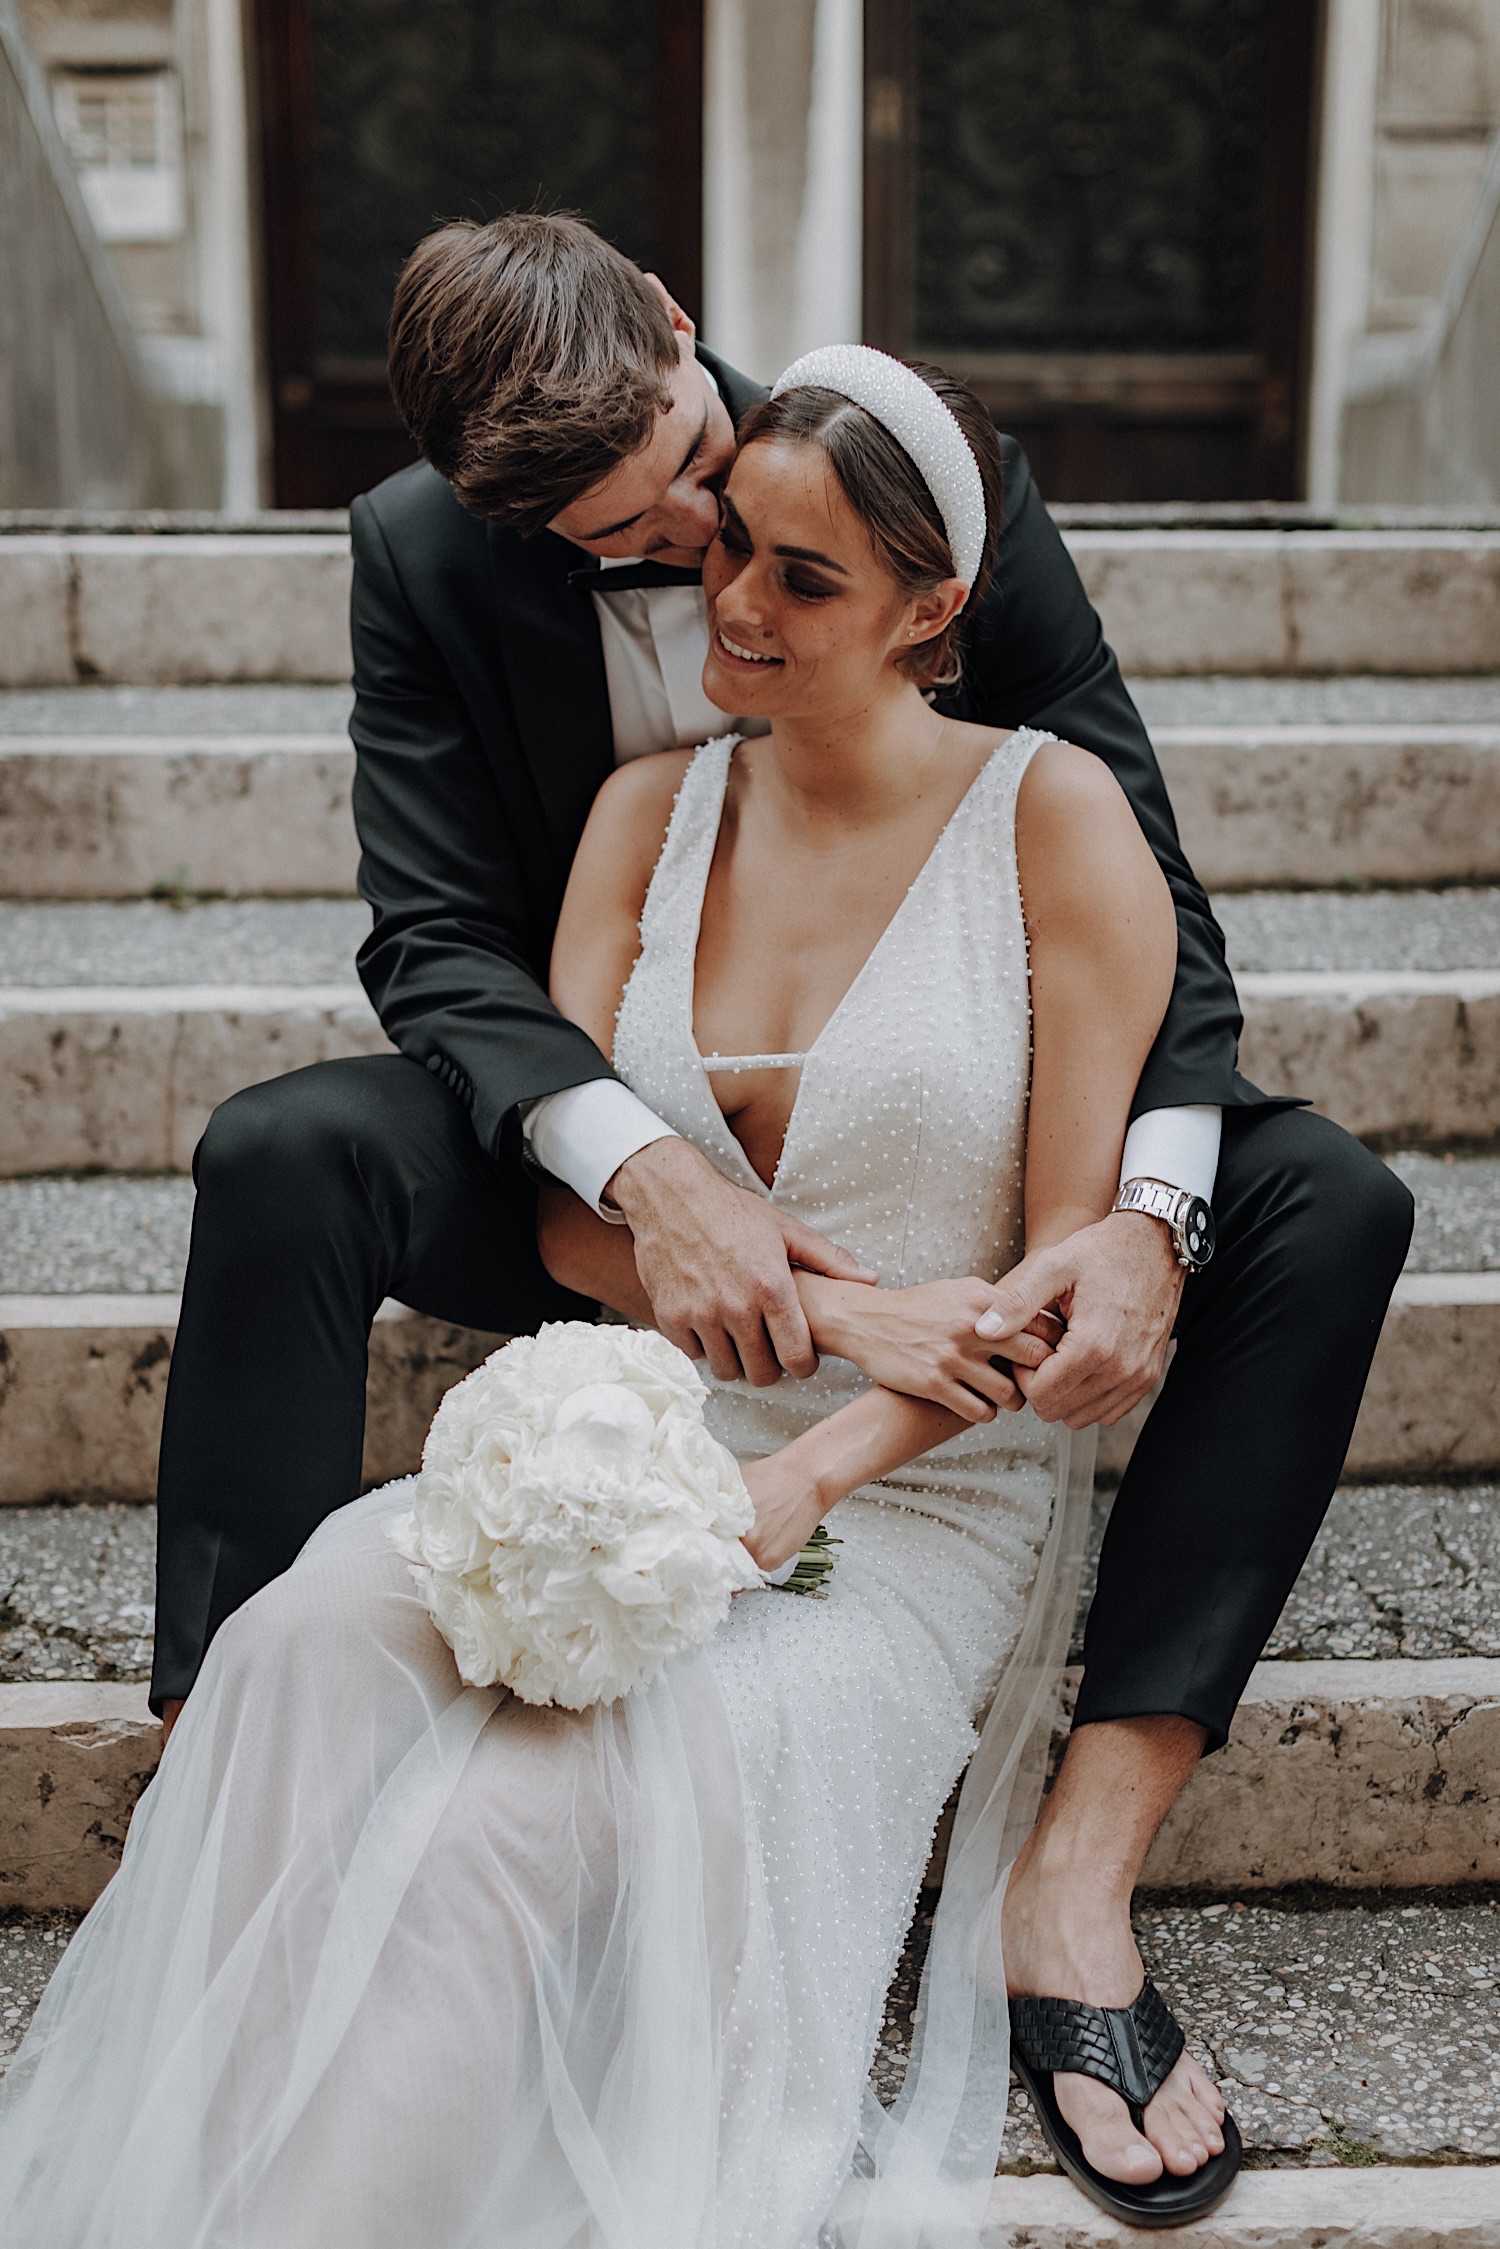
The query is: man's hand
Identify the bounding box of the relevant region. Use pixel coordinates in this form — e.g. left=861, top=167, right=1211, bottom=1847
left=607, top=1137, right=875, bottom=1386
left=974, top=1211, right=1185, bottom=1428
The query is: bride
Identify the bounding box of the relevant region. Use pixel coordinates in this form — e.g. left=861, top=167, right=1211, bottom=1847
left=0, top=352, right=1230, bottom=2245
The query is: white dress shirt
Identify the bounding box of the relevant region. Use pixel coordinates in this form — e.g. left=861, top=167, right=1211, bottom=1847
left=523, top=402, right=1220, bottom=1215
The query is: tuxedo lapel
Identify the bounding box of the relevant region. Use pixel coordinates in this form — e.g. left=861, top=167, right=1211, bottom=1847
left=486, top=525, right=615, bottom=861
left=697, top=344, right=769, bottom=432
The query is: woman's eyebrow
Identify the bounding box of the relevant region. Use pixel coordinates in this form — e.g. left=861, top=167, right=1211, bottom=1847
left=772, top=543, right=849, bottom=574
left=721, top=499, right=848, bottom=576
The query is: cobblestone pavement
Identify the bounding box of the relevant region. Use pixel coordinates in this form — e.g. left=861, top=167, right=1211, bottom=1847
left=3, top=1482, right=1497, bottom=1685
left=0, top=1176, right=194, bottom=1294
left=0, top=683, right=353, bottom=735
left=0, top=897, right=370, bottom=985
left=1394, top=1151, right=1500, bottom=1272
left=0, top=1916, right=80, bottom=2074
left=0, top=1505, right=155, bottom=1681
left=0, top=1153, right=1487, bottom=1299
left=1130, top=675, right=1500, bottom=727
left=1074, top=1482, right=1500, bottom=1667
left=6, top=1893, right=1496, bottom=2175
left=1215, top=885, right=1500, bottom=974
left=875, top=1891, right=1500, bottom=2174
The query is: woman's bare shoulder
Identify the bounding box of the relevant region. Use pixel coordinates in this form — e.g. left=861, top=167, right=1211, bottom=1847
left=1017, top=736, right=1131, bottom=825
left=590, top=746, right=697, bottom=833
left=1015, top=737, right=1168, bottom=930
left=573, top=748, right=696, bottom=895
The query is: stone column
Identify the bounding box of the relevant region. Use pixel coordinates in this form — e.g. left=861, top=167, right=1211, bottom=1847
left=702, top=0, right=862, bottom=381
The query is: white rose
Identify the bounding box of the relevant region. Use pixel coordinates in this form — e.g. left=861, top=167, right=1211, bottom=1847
left=390, top=1322, right=763, bottom=1708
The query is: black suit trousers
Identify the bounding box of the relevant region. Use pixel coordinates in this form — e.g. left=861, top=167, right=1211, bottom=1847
left=151, top=1058, right=1413, bottom=1739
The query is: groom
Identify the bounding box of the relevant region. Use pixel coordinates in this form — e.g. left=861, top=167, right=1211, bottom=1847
left=152, top=214, right=1411, bottom=2186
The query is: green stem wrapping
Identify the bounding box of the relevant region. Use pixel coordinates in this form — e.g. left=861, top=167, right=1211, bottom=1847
left=768, top=1524, right=842, bottom=1600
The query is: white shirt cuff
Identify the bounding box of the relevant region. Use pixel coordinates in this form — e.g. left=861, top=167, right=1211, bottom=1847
left=521, top=1080, right=680, bottom=1219
left=1119, top=1105, right=1222, bottom=1204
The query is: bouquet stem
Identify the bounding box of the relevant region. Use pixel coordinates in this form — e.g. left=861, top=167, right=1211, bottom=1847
left=769, top=1524, right=841, bottom=1599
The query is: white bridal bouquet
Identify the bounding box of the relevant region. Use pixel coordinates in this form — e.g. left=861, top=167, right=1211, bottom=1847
left=389, top=1321, right=766, bottom=1709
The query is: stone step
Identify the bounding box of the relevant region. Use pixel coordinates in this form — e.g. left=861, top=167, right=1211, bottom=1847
left=3, top=528, right=1498, bottom=686
left=8, top=1476, right=1492, bottom=1695
left=5, top=680, right=1500, bottom=897
left=0, top=1295, right=499, bottom=1505
left=3, top=1895, right=1497, bottom=2232
left=0, top=1162, right=1497, bottom=1498
left=843, top=2169, right=1500, bottom=2243
left=6, top=1154, right=1488, bottom=1299
left=0, top=1655, right=1493, bottom=1908
left=1, top=1483, right=1495, bottom=1894
left=870, top=1889, right=1500, bottom=2190
left=0, top=683, right=357, bottom=900
left=0, top=890, right=1498, bottom=1170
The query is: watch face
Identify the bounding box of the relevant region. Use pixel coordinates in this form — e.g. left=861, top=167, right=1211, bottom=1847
left=1183, top=1197, right=1215, bottom=1265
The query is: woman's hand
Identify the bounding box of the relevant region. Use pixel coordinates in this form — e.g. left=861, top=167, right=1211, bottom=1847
left=740, top=1451, right=827, bottom=1573
left=796, top=1274, right=1058, bottom=1421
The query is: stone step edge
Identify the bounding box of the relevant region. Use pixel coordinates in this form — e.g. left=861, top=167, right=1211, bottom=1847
left=4, top=971, right=1500, bottom=1013
left=6, top=723, right=1500, bottom=753
left=0, top=1285, right=1496, bottom=1493
left=0, top=1292, right=414, bottom=1325
left=0, top=734, right=350, bottom=755
left=4, top=529, right=1499, bottom=686
left=3, top=1661, right=1497, bottom=1909
left=831, top=2165, right=1500, bottom=2246
left=1, top=1276, right=1491, bottom=1329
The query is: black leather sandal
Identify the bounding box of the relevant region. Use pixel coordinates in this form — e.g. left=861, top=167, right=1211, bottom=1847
left=1009, top=1981, right=1242, bottom=2229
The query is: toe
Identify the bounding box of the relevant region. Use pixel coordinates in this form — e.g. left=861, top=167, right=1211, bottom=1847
left=1141, top=2055, right=1227, bottom=2176
left=1053, top=2073, right=1164, bottom=2187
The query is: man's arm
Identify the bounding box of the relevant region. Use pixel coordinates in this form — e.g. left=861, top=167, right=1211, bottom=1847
left=348, top=485, right=617, bottom=1156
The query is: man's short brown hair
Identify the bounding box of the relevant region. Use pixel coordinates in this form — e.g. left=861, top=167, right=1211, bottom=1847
left=387, top=213, right=680, bottom=534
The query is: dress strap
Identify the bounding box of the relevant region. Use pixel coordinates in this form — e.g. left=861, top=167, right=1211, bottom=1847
left=700, top=1051, right=807, bottom=1073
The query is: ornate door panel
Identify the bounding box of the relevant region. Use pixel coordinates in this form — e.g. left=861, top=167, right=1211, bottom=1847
left=865, top=0, right=1321, bottom=500
left=255, top=0, right=703, bottom=506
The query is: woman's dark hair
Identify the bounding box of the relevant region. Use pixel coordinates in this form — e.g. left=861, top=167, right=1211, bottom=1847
left=734, top=364, right=1003, bottom=690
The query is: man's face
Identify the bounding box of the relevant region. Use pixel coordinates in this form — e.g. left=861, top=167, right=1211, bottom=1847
left=548, top=312, right=737, bottom=570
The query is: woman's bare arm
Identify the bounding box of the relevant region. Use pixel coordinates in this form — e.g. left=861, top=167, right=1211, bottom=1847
left=1016, top=740, right=1177, bottom=1248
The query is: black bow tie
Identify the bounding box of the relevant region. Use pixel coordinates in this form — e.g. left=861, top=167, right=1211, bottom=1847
left=568, top=559, right=704, bottom=594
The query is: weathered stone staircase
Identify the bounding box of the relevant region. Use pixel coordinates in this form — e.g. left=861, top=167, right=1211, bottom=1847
left=1, top=518, right=1498, bottom=2244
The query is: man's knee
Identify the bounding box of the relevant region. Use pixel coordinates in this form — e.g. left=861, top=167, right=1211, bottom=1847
left=1239, top=1111, right=1413, bottom=1297
left=196, top=1056, right=431, bottom=1197
left=192, top=1060, right=425, bottom=1261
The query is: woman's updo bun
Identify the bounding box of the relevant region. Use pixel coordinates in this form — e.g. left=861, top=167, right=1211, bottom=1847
left=735, top=364, right=1003, bottom=691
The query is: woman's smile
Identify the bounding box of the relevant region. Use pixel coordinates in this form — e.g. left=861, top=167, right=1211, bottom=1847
left=711, top=623, right=784, bottom=670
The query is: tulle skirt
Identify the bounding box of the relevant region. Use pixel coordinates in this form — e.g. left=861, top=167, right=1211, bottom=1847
left=0, top=1437, right=1083, bottom=2249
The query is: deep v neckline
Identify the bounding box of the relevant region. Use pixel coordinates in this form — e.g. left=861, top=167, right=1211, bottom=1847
left=686, top=736, right=1008, bottom=1197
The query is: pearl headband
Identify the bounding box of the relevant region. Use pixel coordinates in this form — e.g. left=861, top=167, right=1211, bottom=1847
left=770, top=344, right=987, bottom=592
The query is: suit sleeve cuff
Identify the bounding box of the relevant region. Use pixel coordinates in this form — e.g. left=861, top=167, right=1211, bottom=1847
left=521, top=1080, right=680, bottom=1219
left=1119, top=1105, right=1222, bottom=1204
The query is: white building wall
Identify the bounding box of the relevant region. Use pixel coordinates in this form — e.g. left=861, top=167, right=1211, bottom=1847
left=1311, top=0, right=1500, bottom=502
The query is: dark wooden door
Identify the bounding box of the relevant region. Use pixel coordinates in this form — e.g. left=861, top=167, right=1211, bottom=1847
left=864, top=0, right=1322, bottom=501
left=253, top=0, right=704, bottom=507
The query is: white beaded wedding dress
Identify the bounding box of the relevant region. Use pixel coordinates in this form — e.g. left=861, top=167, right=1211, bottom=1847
left=0, top=729, right=1093, bottom=2249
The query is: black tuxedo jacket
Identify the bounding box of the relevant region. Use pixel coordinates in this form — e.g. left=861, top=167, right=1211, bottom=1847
left=349, top=346, right=1263, bottom=1171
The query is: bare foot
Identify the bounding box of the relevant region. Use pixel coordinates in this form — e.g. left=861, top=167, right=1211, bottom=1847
left=1003, top=1856, right=1225, bottom=2186
left=161, top=1698, right=185, bottom=1747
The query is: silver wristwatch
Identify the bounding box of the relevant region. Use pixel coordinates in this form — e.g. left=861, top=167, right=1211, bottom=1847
left=1112, top=1176, right=1215, bottom=1273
